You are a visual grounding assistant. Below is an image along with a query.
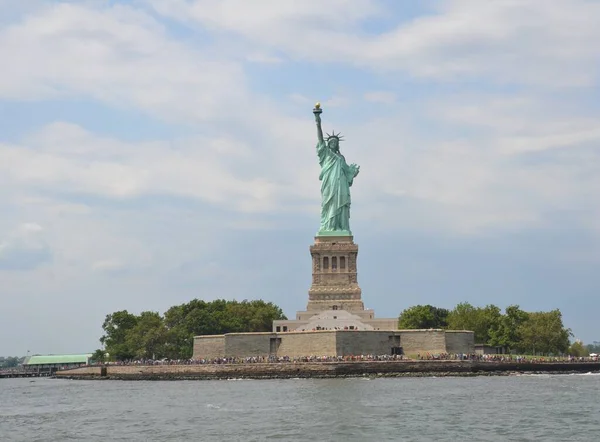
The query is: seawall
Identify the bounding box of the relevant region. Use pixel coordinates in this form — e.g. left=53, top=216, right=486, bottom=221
left=54, top=361, right=600, bottom=380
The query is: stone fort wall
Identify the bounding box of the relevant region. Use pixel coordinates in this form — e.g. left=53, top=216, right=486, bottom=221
left=444, top=330, right=475, bottom=354
left=276, top=331, right=337, bottom=357
left=193, top=335, right=226, bottom=360
left=335, top=331, right=397, bottom=356
left=225, top=333, right=272, bottom=358
left=193, top=329, right=474, bottom=359
left=399, top=330, right=447, bottom=355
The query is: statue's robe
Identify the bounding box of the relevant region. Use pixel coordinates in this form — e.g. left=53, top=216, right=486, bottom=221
left=317, top=140, right=355, bottom=232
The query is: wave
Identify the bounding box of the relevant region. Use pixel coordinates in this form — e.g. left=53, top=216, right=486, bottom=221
left=514, top=373, right=551, bottom=377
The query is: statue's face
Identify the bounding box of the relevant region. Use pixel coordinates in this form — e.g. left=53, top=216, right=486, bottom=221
left=328, top=138, right=339, bottom=152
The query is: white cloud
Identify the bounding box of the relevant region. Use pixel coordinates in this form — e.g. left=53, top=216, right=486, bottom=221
left=91, top=259, right=145, bottom=276
left=323, top=96, right=351, bottom=108
left=245, top=52, right=283, bottom=64
left=0, top=222, right=51, bottom=270
left=145, top=0, right=377, bottom=34
left=2, top=1, right=594, bottom=237
left=364, top=91, right=396, bottom=104
left=289, top=93, right=311, bottom=105
left=0, top=122, right=282, bottom=211
left=146, top=0, right=600, bottom=86
left=345, top=94, right=600, bottom=234
left=2, top=91, right=598, bottom=239
left=92, top=259, right=125, bottom=272
left=0, top=2, right=247, bottom=122
left=0, top=5, right=596, bottom=251
left=20, top=223, right=43, bottom=233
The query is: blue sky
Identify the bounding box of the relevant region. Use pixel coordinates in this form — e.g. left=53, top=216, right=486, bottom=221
left=1, top=0, right=599, bottom=355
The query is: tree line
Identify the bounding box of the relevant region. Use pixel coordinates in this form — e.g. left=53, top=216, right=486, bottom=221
left=398, top=303, right=580, bottom=356
left=0, top=356, right=25, bottom=369
left=95, top=299, right=286, bottom=361
left=94, top=298, right=591, bottom=361
left=570, top=340, right=600, bottom=358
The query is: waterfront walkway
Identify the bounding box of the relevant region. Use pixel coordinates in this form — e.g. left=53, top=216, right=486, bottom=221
left=54, top=357, right=600, bottom=381
left=93, top=353, right=600, bottom=366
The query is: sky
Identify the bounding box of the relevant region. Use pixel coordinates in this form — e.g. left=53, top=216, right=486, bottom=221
left=1, top=0, right=599, bottom=356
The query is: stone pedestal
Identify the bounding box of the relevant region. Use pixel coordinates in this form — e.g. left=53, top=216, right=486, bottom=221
left=306, top=235, right=365, bottom=312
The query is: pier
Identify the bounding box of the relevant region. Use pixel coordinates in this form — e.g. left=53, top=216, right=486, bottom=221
left=0, top=368, right=54, bottom=378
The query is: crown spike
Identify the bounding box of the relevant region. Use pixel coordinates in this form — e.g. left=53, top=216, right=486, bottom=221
left=325, top=130, right=344, bottom=142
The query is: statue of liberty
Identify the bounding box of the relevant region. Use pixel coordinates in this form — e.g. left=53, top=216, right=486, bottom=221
left=313, top=103, right=360, bottom=236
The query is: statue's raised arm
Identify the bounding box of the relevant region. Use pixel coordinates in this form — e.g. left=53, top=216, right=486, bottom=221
left=313, top=102, right=324, bottom=143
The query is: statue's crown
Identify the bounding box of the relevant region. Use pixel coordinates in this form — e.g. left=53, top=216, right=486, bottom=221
left=325, top=130, right=344, bottom=142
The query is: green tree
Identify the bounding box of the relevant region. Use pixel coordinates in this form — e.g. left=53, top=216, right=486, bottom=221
left=163, top=299, right=287, bottom=359
left=447, top=302, right=479, bottom=335
left=398, top=305, right=449, bottom=329
left=163, top=301, right=204, bottom=359
left=478, top=304, right=504, bottom=346
left=91, top=349, right=107, bottom=363
left=226, top=300, right=287, bottom=333
left=568, top=340, right=590, bottom=357
left=494, top=305, right=529, bottom=351
left=586, top=341, right=600, bottom=354
left=516, top=310, right=571, bottom=355
left=126, top=311, right=168, bottom=359
left=447, top=303, right=503, bottom=344
left=0, top=356, right=21, bottom=368
left=100, top=310, right=139, bottom=360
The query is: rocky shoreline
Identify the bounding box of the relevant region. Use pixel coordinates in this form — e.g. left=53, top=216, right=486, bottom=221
left=54, top=360, right=600, bottom=381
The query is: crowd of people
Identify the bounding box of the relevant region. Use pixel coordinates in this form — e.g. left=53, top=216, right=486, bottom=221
left=417, top=353, right=600, bottom=363
left=98, top=354, right=406, bottom=366
left=95, top=353, right=599, bottom=366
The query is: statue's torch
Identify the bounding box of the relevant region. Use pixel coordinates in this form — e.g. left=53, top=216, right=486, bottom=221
left=313, top=102, right=322, bottom=116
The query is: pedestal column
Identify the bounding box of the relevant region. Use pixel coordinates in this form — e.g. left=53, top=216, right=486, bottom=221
left=307, top=235, right=364, bottom=312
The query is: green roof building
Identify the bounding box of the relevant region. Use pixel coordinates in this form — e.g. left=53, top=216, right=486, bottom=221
left=24, top=354, right=92, bottom=368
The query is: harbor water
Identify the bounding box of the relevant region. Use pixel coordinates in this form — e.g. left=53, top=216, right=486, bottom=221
left=1, top=374, right=599, bottom=441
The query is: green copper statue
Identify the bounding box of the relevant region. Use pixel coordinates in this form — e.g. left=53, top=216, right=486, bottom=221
left=313, top=103, right=360, bottom=236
